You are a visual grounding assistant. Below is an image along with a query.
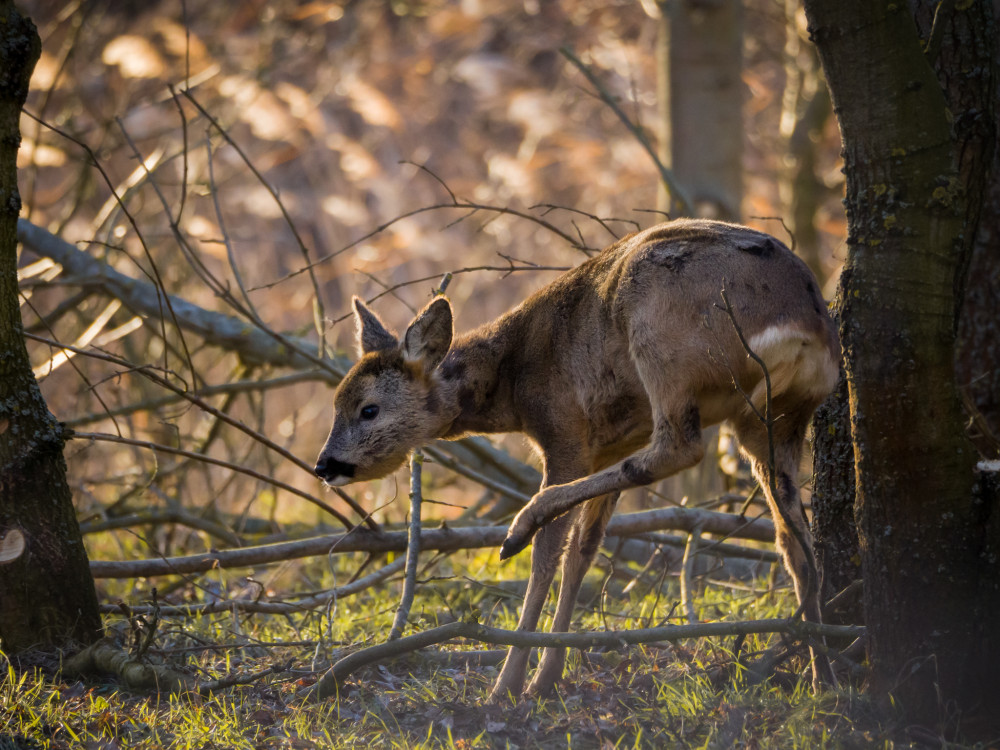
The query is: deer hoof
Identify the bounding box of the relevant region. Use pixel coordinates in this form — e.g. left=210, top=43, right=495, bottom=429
left=501, top=503, right=544, bottom=559
left=499, top=532, right=531, bottom=560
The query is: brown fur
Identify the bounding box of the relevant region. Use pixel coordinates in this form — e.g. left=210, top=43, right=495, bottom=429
left=315, top=219, right=841, bottom=699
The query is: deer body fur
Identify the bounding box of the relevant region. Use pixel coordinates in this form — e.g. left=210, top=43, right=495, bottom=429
left=315, top=219, right=840, bottom=699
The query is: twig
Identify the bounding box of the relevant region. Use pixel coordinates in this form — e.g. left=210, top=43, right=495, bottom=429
left=680, top=523, right=704, bottom=624
left=388, top=451, right=424, bottom=640
left=531, top=203, right=640, bottom=239
left=559, top=46, right=693, bottom=216
left=329, top=259, right=569, bottom=325
left=251, top=200, right=591, bottom=291
left=63, top=370, right=327, bottom=428
left=204, top=132, right=256, bottom=316
left=167, top=84, right=190, bottom=224
left=197, top=660, right=292, bottom=694
left=630, top=531, right=779, bottom=563
left=308, top=618, right=865, bottom=699
left=422, top=444, right=531, bottom=506
left=718, top=285, right=818, bottom=623
left=748, top=215, right=796, bottom=252
left=22, top=109, right=199, bottom=384
left=71, top=431, right=353, bottom=529
left=180, top=89, right=328, bottom=350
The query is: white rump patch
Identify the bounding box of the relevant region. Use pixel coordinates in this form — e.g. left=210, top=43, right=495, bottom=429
left=748, top=325, right=807, bottom=357
left=746, top=324, right=838, bottom=406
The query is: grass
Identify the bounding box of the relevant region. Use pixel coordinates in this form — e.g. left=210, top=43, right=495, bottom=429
left=1, top=547, right=897, bottom=749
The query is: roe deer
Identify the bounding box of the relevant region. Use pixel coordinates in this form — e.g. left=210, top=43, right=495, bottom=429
left=315, top=219, right=840, bottom=699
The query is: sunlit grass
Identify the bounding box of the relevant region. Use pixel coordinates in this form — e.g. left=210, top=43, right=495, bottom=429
left=0, top=558, right=893, bottom=750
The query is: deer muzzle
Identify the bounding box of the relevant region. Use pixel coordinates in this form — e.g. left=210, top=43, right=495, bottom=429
left=314, top=455, right=356, bottom=486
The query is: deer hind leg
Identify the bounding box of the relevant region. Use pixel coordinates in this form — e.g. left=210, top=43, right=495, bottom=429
left=488, top=512, right=572, bottom=703
left=501, top=393, right=704, bottom=560
left=731, top=412, right=837, bottom=690
left=526, top=492, right=619, bottom=697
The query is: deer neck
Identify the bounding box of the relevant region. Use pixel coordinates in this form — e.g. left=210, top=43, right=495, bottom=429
left=435, top=310, right=525, bottom=439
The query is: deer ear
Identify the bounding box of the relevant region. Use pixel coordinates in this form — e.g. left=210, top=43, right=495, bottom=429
left=353, top=297, right=398, bottom=355
left=403, top=297, right=453, bottom=371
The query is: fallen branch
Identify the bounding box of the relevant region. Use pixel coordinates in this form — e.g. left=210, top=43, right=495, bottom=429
left=16, top=218, right=346, bottom=374
left=308, top=618, right=865, bottom=700
left=65, top=638, right=290, bottom=695
left=65, top=639, right=189, bottom=694
left=80, top=508, right=244, bottom=547
left=89, top=506, right=776, bottom=579
left=99, top=556, right=407, bottom=617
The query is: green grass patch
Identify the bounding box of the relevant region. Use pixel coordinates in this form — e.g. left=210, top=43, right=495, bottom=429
left=1, top=549, right=899, bottom=749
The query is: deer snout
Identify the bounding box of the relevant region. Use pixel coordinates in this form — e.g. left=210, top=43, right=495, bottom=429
left=314, top=454, right=356, bottom=486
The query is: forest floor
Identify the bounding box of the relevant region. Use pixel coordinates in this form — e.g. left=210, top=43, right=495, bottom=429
left=2, top=546, right=905, bottom=750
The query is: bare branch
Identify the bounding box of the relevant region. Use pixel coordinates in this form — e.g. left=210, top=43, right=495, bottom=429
left=70, top=431, right=354, bottom=529
left=180, top=89, right=329, bottom=350
left=16, top=219, right=352, bottom=374
left=388, top=451, right=424, bottom=640
left=16, top=219, right=542, bottom=499
left=559, top=46, right=693, bottom=216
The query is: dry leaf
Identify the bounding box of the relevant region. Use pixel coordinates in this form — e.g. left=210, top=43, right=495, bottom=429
left=102, top=35, right=165, bottom=79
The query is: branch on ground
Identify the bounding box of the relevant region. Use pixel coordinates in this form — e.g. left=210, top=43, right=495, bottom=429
left=65, top=639, right=289, bottom=696
left=89, top=505, right=776, bottom=579
left=308, top=618, right=865, bottom=700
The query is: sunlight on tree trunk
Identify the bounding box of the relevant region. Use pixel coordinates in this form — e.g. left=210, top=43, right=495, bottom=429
left=778, top=0, right=831, bottom=280
left=654, top=0, right=743, bottom=220
left=0, top=1, right=102, bottom=653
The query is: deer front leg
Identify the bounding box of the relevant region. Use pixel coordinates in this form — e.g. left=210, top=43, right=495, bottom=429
left=488, top=514, right=571, bottom=703
left=501, top=407, right=704, bottom=560
left=525, top=493, right=618, bottom=697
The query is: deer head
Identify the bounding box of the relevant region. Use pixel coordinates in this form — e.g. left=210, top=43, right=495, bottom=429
left=314, top=296, right=453, bottom=486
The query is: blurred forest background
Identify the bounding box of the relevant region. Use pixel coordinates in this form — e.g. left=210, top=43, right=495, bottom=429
left=16, top=0, right=846, bottom=538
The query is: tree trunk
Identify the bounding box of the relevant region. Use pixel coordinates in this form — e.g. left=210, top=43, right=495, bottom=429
left=0, top=1, right=102, bottom=652
left=804, top=0, right=999, bottom=736
left=778, top=0, right=831, bottom=280
left=656, top=0, right=743, bottom=220
left=809, top=304, right=859, bottom=609
left=955, top=0, right=1000, bottom=459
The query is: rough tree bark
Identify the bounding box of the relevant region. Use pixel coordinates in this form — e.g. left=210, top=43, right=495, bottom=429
left=0, top=1, right=102, bottom=652
left=810, top=332, right=859, bottom=607
left=804, top=0, right=999, bottom=736
left=955, top=0, right=1000, bottom=459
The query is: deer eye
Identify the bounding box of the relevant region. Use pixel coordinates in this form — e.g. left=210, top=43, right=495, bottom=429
left=359, top=404, right=380, bottom=420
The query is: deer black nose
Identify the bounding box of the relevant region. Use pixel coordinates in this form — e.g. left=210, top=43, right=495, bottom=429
left=314, top=455, right=356, bottom=482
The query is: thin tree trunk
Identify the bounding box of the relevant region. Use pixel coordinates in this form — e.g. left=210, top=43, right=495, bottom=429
left=804, top=0, right=999, bottom=735
left=778, top=0, right=831, bottom=280
left=656, top=0, right=743, bottom=220
left=0, top=1, right=102, bottom=652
